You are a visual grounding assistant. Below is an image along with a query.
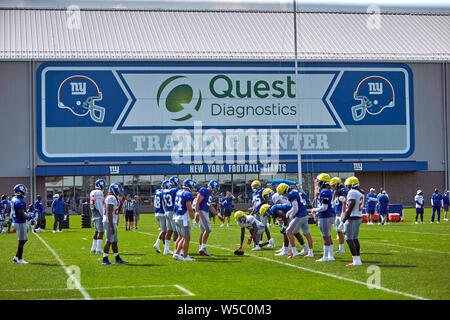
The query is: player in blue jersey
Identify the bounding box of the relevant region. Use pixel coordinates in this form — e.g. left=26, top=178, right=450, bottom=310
left=251, top=180, right=265, bottom=215
left=366, top=188, right=377, bottom=225
left=220, top=191, right=234, bottom=227
left=285, top=187, right=314, bottom=258
left=153, top=181, right=168, bottom=253
left=378, top=190, right=390, bottom=225
left=330, top=177, right=347, bottom=254
left=309, top=173, right=335, bottom=262
left=162, top=176, right=180, bottom=255
left=1, top=194, right=12, bottom=233
left=33, top=195, right=45, bottom=233
left=431, top=188, right=443, bottom=224
left=259, top=188, right=274, bottom=247
left=218, top=193, right=225, bottom=226
left=195, top=179, right=222, bottom=256
left=173, top=179, right=197, bottom=261
left=443, top=190, right=449, bottom=221
left=11, top=184, right=33, bottom=264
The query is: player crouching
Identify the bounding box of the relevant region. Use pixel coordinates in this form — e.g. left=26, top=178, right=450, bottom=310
left=337, top=176, right=364, bottom=267
left=235, top=211, right=270, bottom=251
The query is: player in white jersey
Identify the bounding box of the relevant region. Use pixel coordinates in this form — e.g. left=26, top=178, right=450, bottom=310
left=101, top=183, right=128, bottom=266
left=89, top=179, right=107, bottom=254
left=337, top=176, right=364, bottom=267
left=234, top=211, right=270, bottom=251
left=415, top=190, right=425, bottom=224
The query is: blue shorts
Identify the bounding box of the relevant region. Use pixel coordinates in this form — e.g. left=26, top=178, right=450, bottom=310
left=379, top=208, right=388, bottom=215
left=416, top=207, right=424, bottom=214
left=367, top=207, right=375, bottom=214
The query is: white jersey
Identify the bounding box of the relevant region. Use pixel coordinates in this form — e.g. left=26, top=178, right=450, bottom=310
left=89, top=189, right=104, bottom=220
left=272, top=193, right=289, bottom=205
left=346, top=189, right=364, bottom=218
left=415, top=195, right=424, bottom=208
left=102, top=195, right=120, bottom=224
left=237, top=215, right=264, bottom=229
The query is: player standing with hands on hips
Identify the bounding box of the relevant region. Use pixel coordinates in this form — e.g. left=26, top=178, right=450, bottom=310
left=11, top=184, right=33, bottom=264
left=337, top=176, right=364, bottom=267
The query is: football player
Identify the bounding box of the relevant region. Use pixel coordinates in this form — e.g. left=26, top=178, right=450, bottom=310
left=309, top=173, right=335, bottom=262
left=0, top=195, right=11, bottom=233
left=26, top=204, right=37, bottom=233
left=251, top=180, right=265, bottom=215
left=337, top=177, right=364, bottom=267
left=330, top=177, right=347, bottom=254
left=234, top=211, right=270, bottom=251
left=415, top=189, right=425, bottom=224
left=366, top=188, right=378, bottom=225
left=11, top=184, right=32, bottom=264
left=378, top=190, right=390, bottom=225
left=33, top=195, right=45, bottom=233
left=431, top=188, right=443, bottom=224
left=285, top=187, right=313, bottom=258
left=265, top=201, right=292, bottom=256
left=195, top=179, right=222, bottom=256
left=153, top=181, right=169, bottom=253
left=258, top=188, right=274, bottom=247
left=162, top=176, right=180, bottom=255
left=173, top=179, right=198, bottom=261
left=102, top=183, right=128, bottom=265
left=89, top=179, right=107, bottom=254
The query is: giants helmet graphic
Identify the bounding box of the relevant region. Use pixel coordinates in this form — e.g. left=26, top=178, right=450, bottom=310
left=351, top=76, right=395, bottom=121
left=57, top=75, right=106, bottom=123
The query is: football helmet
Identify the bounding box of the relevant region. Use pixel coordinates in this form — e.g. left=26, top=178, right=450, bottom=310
left=109, top=183, right=123, bottom=196
left=330, top=177, right=342, bottom=188
left=161, top=180, right=172, bottom=190
left=95, top=179, right=107, bottom=190
left=316, top=173, right=331, bottom=188
left=169, top=176, right=180, bottom=188
left=344, top=176, right=359, bottom=189
left=14, top=184, right=27, bottom=196
left=276, top=183, right=289, bottom=195
left=183, top=179, right=196, bottom=191
left=259, top=204, right=271, bottom=217
left=251, top=180, right=262, bottom=193
left=208, top=180, right=220, bottom=193
left=262, top=188, right=274, bottom=201
left=58, top=75, right=106, bottom=123
left=352, top=76, right=395, bottom=121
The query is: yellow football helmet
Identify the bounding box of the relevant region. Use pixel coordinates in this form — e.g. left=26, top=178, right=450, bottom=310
left=234, top=211, right=245, bottom=220
left=251, top=180, right=262, bottom=193
left=262, top=188, right=274, bottom=200
left=259, top=204, right=271, bottom=217
left=276, top=183, right=289, bottom=195
left=316, top=173, right=331, bottom=188
left=330, top=177, right=342, bottom=187
left=344, top=176, right=359, bottom=188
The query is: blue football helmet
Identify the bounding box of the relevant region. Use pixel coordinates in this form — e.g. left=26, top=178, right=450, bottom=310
left=208, top=180, right=220, bottom=193
left=169, top=176, right=180, bottom=188
left=109, top=183, right=123, bottom=197
left=183, top=179, right=196, bottom=191
left=95, top=179, right=107, bottom=190
left=161, top=180, right=172, bottom=189
left=352, top=76, right=395, bottom=121
left=14, top=184, right=27, bottom=196
left=58, top=75, right=105, bottom=123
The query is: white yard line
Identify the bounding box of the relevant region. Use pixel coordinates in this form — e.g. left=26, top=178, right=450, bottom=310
left=33, top=233, right=91, bottom=300
left=174, top=284, right=195, bottom=296
left=136, top=230, right=430, bottom=301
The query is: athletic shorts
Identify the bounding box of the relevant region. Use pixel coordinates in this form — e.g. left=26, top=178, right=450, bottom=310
left=416, top=207, right=424, bottom=215
left=209, top=211, right=215, bottom=219
left=367, top=207, right=375, bottom=214
left=103, top=222, right=118, bottom=243
left=252, top=225, right=266, bottom=244
left=134, top=210, right=140, bottom=221
left=175, top=215, right=191, bottom=237
left=156, top=215, right=167, bottom=233
left=334, top=214, right=341, bottom=231
left=14, top=223, right=28, bottom=241
left=444, top=204, right=449, bottom=212
left=287, top=216, right=309, bottom=235
left=37, top=212, right=45, bottom=222
left=198, top=210, right=212, bottom=233
left=222, top=209, right=232, bottom=217
left=92, top=218, right=104, bottom=233
left=165, top=211, right=175, bottom=231
left=379, top=208, right=388, bottom=215
left=125, top=210, right=134, bottom=222
left=345, top=217, right=362, bottom=240
left=318, top=217, right=334, bottom=237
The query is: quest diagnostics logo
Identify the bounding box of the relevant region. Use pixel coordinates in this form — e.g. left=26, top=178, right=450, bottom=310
left=156, top=75, right=202, bottom=121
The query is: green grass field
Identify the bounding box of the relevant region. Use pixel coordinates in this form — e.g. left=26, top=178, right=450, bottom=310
left=0, top=208, right=449, bottom=300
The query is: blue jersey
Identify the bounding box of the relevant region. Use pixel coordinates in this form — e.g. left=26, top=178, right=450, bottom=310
left=11, top=196, right=27, bottom=224
left=288, top=190, right=308, bottom=218
left=52, top=198, right=65, bottom=214
left=219, top=197, right=225, bottom=210
left=432, top=193, right=443, bottom=207
left=333, top=187, right=348, bottom=215
left=223, top=197, right=233, bottom=210
left=252, top=188, right=265, bottom=214
left=34, top=200, right=44, bottom=214
left=0, top=199, right=9, bottom=214
left=443, top=194, right=449, bottom=205
left=378, top=194, right=389, bottom=210
left=197, top=187, right=213, bottom=212
left=175, top=189, right=193, bottom=216
left=318, top=188, right=334, bottom=218
left=366, top=193, right=378, bottom=209
left=163, top=188, right=178, bottom=212
left=269, top=203, right=292, bottom=217
left=154, top=189, right=165, bottom=214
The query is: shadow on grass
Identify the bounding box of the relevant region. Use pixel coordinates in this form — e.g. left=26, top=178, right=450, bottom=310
left=361, top=252, right=393, bottom=255
left=377, top=265, right=416, bottom=268
left=121, top=253, right=146, bottom=256
left=30, top=262, right=60, bottom=267
left=122, top=263, right=163, bottom=267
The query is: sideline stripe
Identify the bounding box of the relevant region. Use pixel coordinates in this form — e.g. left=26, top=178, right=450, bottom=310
left=33, top=233, right=91, bottom=300
left=136, top=230, right=429, bottom=300
left=175, top=284, right=195, bottom=296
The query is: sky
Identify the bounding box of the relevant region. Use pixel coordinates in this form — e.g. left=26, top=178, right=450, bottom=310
left=0, top=0, right=449, bottom=12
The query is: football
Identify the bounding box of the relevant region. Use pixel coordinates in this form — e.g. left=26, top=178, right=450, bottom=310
left=234, top=249, right=244, bottom=256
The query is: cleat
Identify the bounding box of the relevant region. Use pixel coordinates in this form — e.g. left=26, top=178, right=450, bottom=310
left=299, top=249, right=307, bottom=255
left=227, top=223, right=231, bottom=227
left=16, top=259, right=29, bottom=264
left=12, top=257, right=18, bottom=263
left=275, top=247, right=285, bottom=253
left=174, top=254, right=185, bottom=261
left=415, top=221, right=418, bottom=224
left=153, top=244, right=161, bottom=253
left=346, top=261, right=354, bottom=266
left=115, top=258, right=128, bottom=264
left=251, top=245, right=261, bottom=251
left=95, top=250, right=104, bottom=254
left=275, top=251, right=289, bottom=256
left=90, top=249, right=96, bottom=254
left=335, top=249, right=345, bottom=254
left=220, top=223, right=225, bottom=227
left=184, top=256, right=196, bottom=261
left=288, top=252, right=299, bottom=259
left=315, top=257, right=329, bottom=262
left=304, top=253, right=314, bottom=258
left=163, top=250, right=173, bottom=255
left=328, top=256, right=335, bottom=261
left=101, top=260, right=115, bottom=266
left=198, top=249, right=211, bottom=256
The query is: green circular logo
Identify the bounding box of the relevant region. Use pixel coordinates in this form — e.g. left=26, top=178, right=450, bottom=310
left=157, top=76, right=202, bottom=121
